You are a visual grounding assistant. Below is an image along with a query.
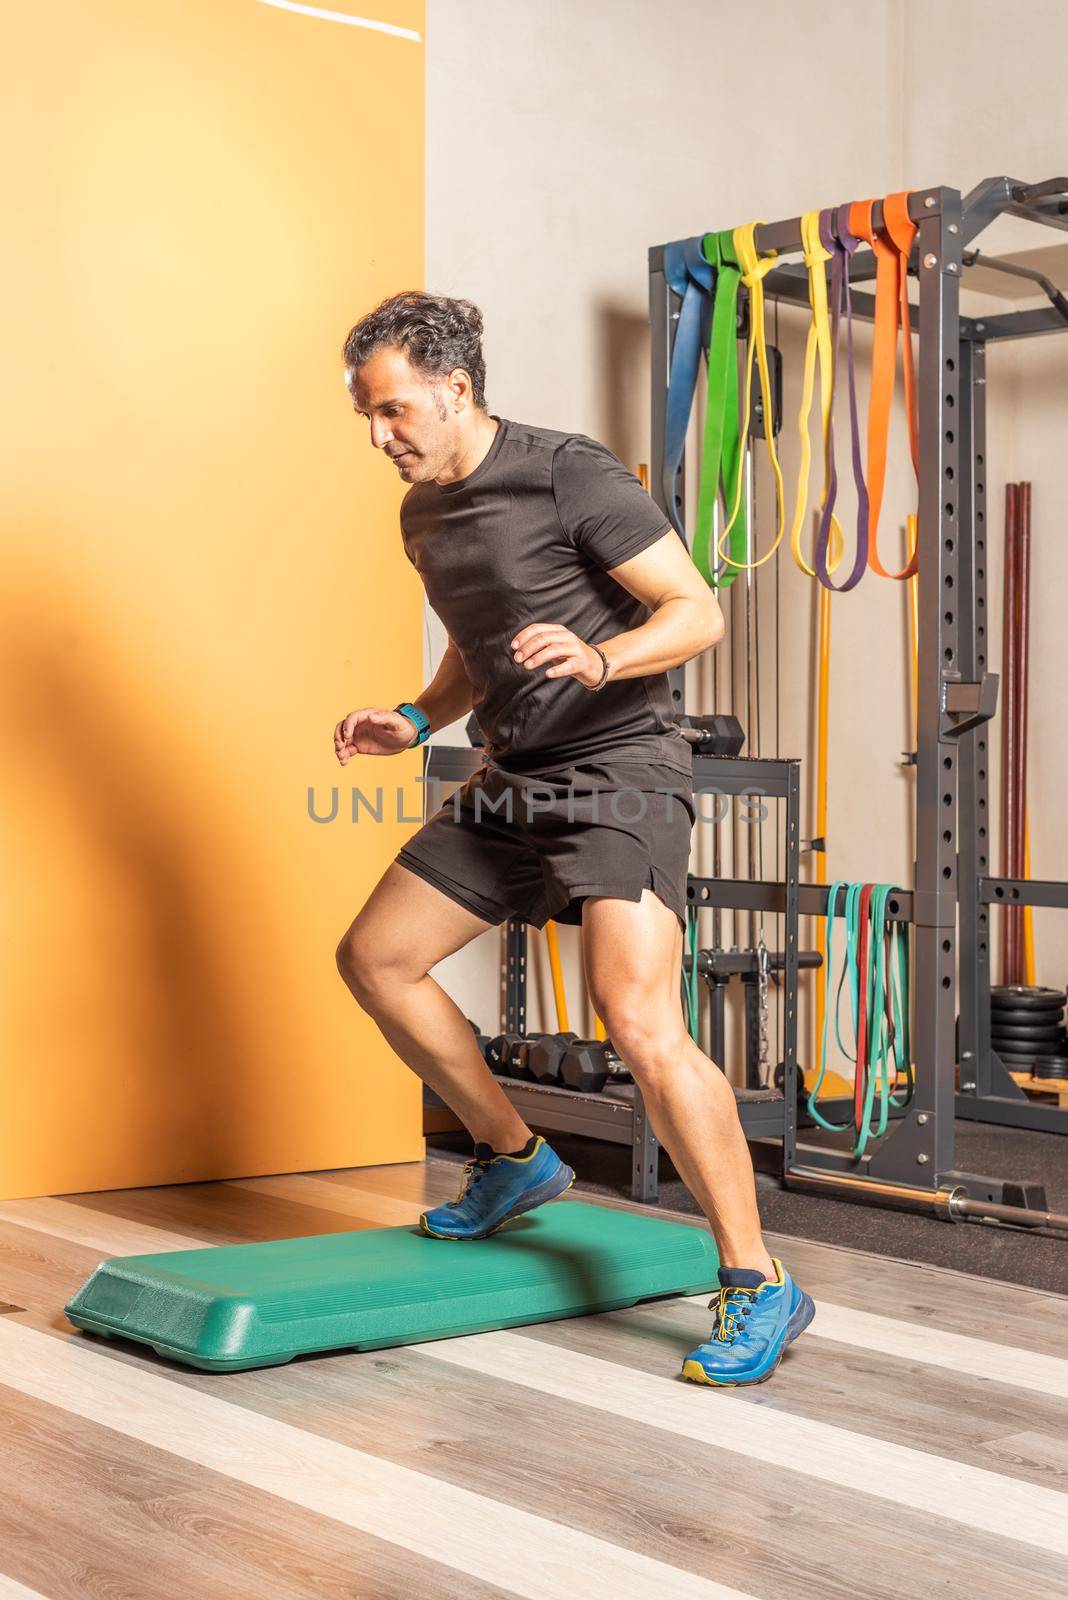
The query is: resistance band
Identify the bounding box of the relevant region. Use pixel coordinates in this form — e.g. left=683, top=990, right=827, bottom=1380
left=906, top=513, right=919, bottom=743
left=811, top=581, right=831, bottom=1078
left=807, top=880, right=913, bottom=1158
left=543, top=921, right=569, bottom=1032
left=812, top=204, right=871, bottom=591
left=662, top=238, right=714, bottom=544
left=788, top=210, right=845, bottom=579
left=545, top=919, right=608, bottom=1041
left=684, top=904, right=701, bottom=1041
left=717, top=221, right=787, bottom=572
left=692, top=230, right=747, bottom=589
left=849, top=192, right=919, bottom=580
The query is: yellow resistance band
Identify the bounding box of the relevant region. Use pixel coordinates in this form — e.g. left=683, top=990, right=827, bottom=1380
left=790, top=210, right=845, bottom=578
left=812, top=581, right=831, bottom=1077
left=543, top=921, right=569, bottom=1032
left=906, top=514, right=919, bottom=745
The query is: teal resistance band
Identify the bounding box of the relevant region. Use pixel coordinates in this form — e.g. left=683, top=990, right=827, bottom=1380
left=807, top=880, right=912, bottom=1158
left=684, top=904, right=701, bottom=1040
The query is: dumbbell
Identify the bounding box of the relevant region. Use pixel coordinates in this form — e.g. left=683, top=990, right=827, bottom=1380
left=466, top=1017, right=492, bottom=1057
left=522, top=1031, right=579, bottom=1084
left=485, top=1033, right=528, bottom=1079
left=561, top=1039, right=632, bottom=1094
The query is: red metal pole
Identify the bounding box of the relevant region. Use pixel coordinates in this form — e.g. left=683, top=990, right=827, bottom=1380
left=1001, top=483, right=1019, bottom=985
left=1016, top=481, right=1032, bottom=985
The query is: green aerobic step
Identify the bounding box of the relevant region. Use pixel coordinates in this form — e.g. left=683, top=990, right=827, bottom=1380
left=65, top=1199, right=718, bottom=1373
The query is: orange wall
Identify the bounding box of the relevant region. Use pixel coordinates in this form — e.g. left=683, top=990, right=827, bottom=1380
left=1, top=0, right=426, bottom=1197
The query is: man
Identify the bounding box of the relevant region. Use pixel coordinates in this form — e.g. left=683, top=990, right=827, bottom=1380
left=333, top=290, right=813, bottom=1386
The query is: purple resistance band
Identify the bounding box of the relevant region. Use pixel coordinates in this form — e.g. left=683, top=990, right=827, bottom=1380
left=814, top=203, right=871, bottom=592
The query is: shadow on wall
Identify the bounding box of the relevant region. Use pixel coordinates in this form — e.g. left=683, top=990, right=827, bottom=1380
left=594, top=298, right=652, bottom=468
left=0, top=547, right=317, bottom=1188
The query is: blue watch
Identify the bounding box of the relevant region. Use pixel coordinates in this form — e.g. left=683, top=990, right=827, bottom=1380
left=394, top=702, right=431, bottom=747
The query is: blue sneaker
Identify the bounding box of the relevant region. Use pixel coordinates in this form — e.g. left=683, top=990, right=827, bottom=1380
left=680, top=1259, right=814, bottom=1386
left=419, top=1135, right=575, bottom=1240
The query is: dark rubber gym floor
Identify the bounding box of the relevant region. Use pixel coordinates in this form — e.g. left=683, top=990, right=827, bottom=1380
left=428, top=1119, right=1068, bottom=1295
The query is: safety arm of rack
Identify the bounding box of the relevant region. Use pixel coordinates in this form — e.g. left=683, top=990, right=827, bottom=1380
left=940, top=671, right=999, bottom=739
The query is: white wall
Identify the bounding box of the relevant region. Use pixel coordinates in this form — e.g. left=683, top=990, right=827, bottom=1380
left=420, top=0, right=1068, bottom=1072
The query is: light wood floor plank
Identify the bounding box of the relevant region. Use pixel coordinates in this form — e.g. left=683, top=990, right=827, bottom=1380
left=519, top=1297, right=1068, bottom=1492
left=741, top=1296, right=1068, bottom=1398
left=418, top=1329, right=1068, bottom=1558
left=0, top=1383, right=520, bottom=1600
left=229, top=1176, right=428, bottom=1226
left=6, top=1187, right=1067, bottom=1600
left=7, top=1306, right=1066, bottom=1600
left=63, top=1184, right=362, bottom=1246
left=747, top=1229, right=1068, bottom=1349
left=0, top=1321, right=755, bottom=1600
left=0, top=1578, right=51, bottom=1599
left=6, top=1160, right=1065, bottom=1600
left=0, top=1199, right=201, bottom=1255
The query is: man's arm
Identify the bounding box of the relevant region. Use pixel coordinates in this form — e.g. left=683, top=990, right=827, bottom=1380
left=543, top=438, right=722, bottom=686
left=592, top=529, right=724, bottom=683
left=410, top=635, right=475, bottom=735
left=572, top=528, right=722, bottom=684
left=510, top=529, right=722, bottom=691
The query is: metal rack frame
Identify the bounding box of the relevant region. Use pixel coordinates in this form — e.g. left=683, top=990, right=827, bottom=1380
left=649, top=176, right=1068, bottom=1202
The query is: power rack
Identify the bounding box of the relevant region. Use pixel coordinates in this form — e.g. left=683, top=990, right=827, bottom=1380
left=649, top=176, right=1068, bottom=1217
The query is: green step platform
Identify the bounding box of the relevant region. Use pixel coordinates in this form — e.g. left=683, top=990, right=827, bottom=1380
left=65, top=1199, right=718, bottom=1372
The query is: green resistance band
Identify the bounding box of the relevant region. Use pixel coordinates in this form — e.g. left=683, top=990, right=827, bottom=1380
left=692, top=229, right=748, bottom=591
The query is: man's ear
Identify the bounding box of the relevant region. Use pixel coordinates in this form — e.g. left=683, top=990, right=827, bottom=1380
left=446, top=367, right=473, bottom=411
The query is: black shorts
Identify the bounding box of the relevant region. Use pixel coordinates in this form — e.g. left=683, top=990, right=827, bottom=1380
left=395, top=755, right=695, bottom=932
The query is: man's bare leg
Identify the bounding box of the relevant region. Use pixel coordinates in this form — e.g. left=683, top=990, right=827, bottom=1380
left=581, top=888, right=776, bottom=1278
left=336, top=861, right=534, bottom=1153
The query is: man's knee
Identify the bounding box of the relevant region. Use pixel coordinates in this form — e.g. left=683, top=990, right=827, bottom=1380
left=335, top=918, right=411, bottom=1000
left=599, top=999, right=685, bottom=1075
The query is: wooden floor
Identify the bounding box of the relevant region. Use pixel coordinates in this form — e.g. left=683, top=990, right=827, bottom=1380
left=1, top=1157, right=1066, bottom=1600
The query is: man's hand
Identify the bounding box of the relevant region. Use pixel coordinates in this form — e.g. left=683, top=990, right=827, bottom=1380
left=511, top=623, right=607, bottom=689
left=333, top=708, right=419, bottom=764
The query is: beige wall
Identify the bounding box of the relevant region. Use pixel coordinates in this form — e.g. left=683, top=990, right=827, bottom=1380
left=420, top=0, right=1067, bottom=1073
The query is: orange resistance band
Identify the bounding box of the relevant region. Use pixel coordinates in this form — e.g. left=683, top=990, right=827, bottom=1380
left=849, top=192, right=919, bottom=580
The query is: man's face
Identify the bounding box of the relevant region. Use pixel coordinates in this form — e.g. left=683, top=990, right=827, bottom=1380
left=347, top=347, right=455, bottom=484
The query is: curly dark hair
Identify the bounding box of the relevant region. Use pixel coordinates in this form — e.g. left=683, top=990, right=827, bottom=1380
left=342, top=291, right=487, bottom=410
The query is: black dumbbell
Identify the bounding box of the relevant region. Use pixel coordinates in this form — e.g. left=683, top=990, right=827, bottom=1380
left=485, top=1033, right=527, bottom=1079
left=466, top=1017, right=492, bottom=1056
left=523, top=1031, right=579, bottom=1084
left=561, top=1039, right=632, bottom=1094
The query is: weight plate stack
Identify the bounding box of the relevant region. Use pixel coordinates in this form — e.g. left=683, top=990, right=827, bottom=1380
left=989, top=986, right=1067, bottom=1070
left=1032, top=1055, right=1068, bottom=1081
left=990, top=1021, right=1066, bottom=1043
left=990, top=985, right=1066, bottom=1016
left=994, top=1050, right=1045, bottom=1070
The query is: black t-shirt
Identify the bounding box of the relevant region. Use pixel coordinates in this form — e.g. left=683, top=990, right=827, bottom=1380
left=400, top=416, right=693, bottom=776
